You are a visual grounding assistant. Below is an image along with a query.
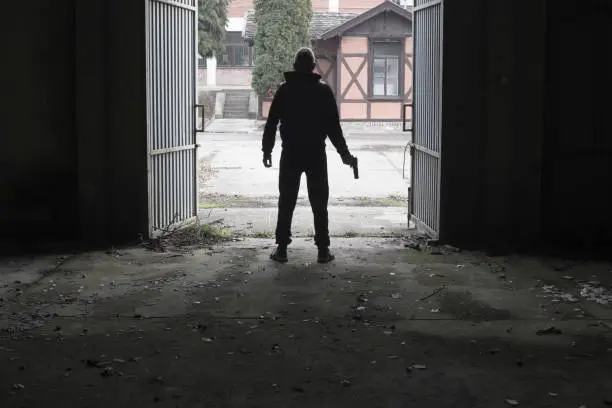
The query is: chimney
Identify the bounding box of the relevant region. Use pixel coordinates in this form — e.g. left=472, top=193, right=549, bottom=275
left=329, top=0, right=339, bottom=12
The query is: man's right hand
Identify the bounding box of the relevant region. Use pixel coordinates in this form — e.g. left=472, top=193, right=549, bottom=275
left=263, top=153, right=272, bottom=168
left=341, top=152, right=355, bottom=166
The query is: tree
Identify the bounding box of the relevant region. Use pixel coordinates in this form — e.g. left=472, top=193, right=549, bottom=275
left=251, top=0, right=313, bottom=97
left=198, top=0, right=229, bottom=59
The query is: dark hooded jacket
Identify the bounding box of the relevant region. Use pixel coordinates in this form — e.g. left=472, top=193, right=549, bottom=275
left=262, top=71, right=349, bottom=157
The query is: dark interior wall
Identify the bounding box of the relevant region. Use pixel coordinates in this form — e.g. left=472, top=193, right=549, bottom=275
left=0, top=0, right=149, bottom=252
left=480, top=0, right=547, bottom=250
left=104, top=0, right=149, bottom=243
left=542, top=0, right=612, bottom=250
left=440, top=0, right=547, bottom=251
left=0, top=1, right=78, bottom=246
left=438, top=0, right=487, bottom=248
left=76, top=0, right=149, bottom=245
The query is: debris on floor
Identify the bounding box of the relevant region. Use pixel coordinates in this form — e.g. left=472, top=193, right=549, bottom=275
left=539, top=284, right=580, bottom=303
left=579, top=282, right=612, bottom=305
left=536, top=326, right=563, bottom=336
left=1, top=237, right=611, bottom=407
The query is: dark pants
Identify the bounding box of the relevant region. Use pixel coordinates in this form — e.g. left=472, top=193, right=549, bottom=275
left=275, top=149, right=330, bottom=248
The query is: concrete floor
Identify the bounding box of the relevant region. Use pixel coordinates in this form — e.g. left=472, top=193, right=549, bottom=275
left=197, top=119, right=411, bottom=237
left=2, top=121, right=609, bottom=406
left=1, top=238, right=611, bottom=407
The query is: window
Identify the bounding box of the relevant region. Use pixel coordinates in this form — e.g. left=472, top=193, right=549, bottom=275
left=218, top=31, right=253, bottom=67
left=370, top=42, right=402, bottom=98
left=219, top=44, right=252, bottom=66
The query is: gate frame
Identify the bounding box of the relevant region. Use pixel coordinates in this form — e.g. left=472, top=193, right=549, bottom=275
left=145, top=0, right=200, bottom=238
left=407, top=0, right=444, bottom=241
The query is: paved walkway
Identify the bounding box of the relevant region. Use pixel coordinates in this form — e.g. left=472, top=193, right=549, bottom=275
left=203, top=119, right=410, bottom=135
left=200, top=206, right=409, bottom=238
left=204, top=119, right=259, bottom=133
left=198, top=123, right=411, bottom=236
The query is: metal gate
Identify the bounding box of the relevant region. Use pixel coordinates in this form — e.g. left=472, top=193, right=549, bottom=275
left=146, top=0, right=198, bottom=236
left=409, top=0, right=443, bottom=239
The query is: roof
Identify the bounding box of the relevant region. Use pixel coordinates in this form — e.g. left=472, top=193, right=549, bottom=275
left=319, top=1, right=412, bottom=40
left=242, top=10, right=359, bottom=42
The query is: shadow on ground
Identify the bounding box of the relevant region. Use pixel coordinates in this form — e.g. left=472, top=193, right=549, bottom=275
left=1, top=238, right=611, bottom=407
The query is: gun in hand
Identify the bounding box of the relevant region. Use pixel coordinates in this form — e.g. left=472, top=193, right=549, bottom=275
left=351, top=156, right=359, bottom=179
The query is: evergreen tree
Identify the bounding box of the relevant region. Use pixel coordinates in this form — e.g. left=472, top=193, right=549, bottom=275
left=251, top=0, right=313, bottom=97
left=198, top=0, right=229, bottom=58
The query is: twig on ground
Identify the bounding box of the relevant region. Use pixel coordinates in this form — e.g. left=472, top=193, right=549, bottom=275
left=418, top=285, right=447, bottom=302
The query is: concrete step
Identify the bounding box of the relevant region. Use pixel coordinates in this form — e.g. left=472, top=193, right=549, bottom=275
left=224, top=108, right=249, bottom=113
left=223, top=93, right=250, bottom=115
left=225, top=96, right=250, bottom=102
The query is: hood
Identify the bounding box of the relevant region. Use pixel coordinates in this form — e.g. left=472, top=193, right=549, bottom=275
left=283, top=71, right=322, bottom=83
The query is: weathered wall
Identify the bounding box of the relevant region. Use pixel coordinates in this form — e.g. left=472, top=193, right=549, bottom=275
left=312, top=0, right=331, bottom=11
left=198, top=90, right=218, bottom=122
left=75, top=0, right=149, bottom=245
left=0, top=1, right=78, bottom=250
left=439, top=0, right=612, bottom=252
left=439, top=0, right=547, bottom=251
left=0, top=0, right=151, bottom=252
left=337, top=34, right=412, bottom=121
left=198, top=67, right=253, bottom=87
left=339, top=0, right=386, bottom=13
left=541, top=0, right=612, bottom=251
left=313, top=39, right=339, bottom=96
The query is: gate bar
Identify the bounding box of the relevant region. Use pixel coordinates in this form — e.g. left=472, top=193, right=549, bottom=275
left=413, top=0, right=441, bottom=12
left=151, top=144, right=197, bottom=155
left=151, top=0, right=196, bottom=12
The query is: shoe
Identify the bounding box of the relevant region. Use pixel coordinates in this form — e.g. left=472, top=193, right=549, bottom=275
left=270, top=246, right=288, bottom=263
left=317, top=247, right=335, bottom=264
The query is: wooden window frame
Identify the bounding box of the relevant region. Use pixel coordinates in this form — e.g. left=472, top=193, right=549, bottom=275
left=218, top=43, right=253, bottom=67
left=368, top=39, right=405, bottom=101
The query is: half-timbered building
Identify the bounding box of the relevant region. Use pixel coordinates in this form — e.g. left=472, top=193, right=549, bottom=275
left=243, top=1, right=413, bottom=121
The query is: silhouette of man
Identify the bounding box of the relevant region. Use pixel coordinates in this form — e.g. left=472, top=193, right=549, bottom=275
left=262, top=47, right=355, bottom=263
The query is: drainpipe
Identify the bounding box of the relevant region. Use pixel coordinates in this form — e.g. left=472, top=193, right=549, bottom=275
left=329, top=0, right=339, bottom=13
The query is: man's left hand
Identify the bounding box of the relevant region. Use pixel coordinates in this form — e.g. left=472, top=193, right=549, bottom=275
left=263, top=153, right=272, bottom=168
